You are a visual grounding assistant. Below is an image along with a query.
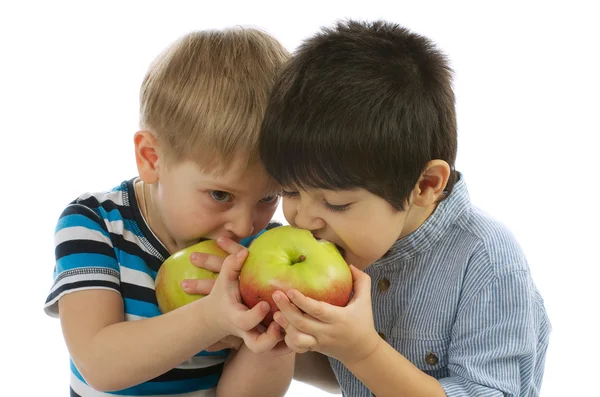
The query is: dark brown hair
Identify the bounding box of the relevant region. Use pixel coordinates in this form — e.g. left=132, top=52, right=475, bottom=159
left=260, top=20, right=457, bottom=210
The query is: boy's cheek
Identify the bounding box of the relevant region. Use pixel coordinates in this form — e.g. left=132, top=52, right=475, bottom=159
left=281, top=201, right=297, bottom=226
left=255, top=208, right=278, bottom=231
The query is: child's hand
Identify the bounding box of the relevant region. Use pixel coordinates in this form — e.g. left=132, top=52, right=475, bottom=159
left=181, top=242, right=289, bottom=355
left=180, top=250, right=225, bottom=295
left=181, top=245, right=242, bottom=352
left=272, top=265, right=381, bottom=365
left=203, top=237, right=285, bottom=354
left=204, top=335, right=243, bottom=352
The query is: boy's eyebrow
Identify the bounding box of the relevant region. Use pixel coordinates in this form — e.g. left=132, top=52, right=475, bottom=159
left=205, top=182, right=243, bottom=194
left=206, top=182, right=281, bottom=197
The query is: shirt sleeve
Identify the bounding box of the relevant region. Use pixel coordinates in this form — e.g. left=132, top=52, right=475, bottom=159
left=439, top=270, right=551, bottom=397
left=44, top=203, right=121, bottom=317
left=239, top=221, right=283, bottom=247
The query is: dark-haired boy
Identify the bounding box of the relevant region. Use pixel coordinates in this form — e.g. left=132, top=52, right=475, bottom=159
left=261, top=20, right=551, bottom=397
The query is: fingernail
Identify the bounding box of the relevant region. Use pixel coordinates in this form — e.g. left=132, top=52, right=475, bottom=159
left=273, top=293, right=280, bottom=303
left=236, top=249, right=247, bottom=259
left=190, top=253, right=198, bottom=261
left=181, top=281, right=190, bottom=289
left=287, top=291, right=295, bottom=300
left=217, top=237, right=225, bottom=244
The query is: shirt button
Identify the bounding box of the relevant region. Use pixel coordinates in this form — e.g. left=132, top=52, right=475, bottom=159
left=378, top=278, right=391, bottom=292
left=425, top=352, right=439, bottom=366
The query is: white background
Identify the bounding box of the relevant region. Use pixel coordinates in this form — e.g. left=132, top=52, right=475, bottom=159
left=1, top=1, right=598, bottom=395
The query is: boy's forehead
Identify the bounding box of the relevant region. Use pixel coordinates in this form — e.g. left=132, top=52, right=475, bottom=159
left=197, top=159, right=280, bottom=194
left=209, top=175, right=279, bottom=193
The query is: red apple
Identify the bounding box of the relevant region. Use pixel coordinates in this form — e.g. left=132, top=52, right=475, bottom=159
left=155, top=239, right=227, bottom=313
left=239, top=225, right=352, bottom=325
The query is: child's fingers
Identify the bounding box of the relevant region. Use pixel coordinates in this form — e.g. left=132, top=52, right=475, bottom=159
left=233, top=300, right=270, bottom=331
left=272, top=310, right=288, bottom=329
left=264, top=320, right=284, bottom=343
left=181, top=278, right=215, bottom=295
left=273, top=293, right=322, bottom=335
left=243, top=321, right=285, bottom=353
left=273, top=292, right=308, bottom=327
left=348, top=265, right=372, bottom=302
left=266, top=318, right=284, bottom=337
left=218, top=248, right=248, bottom=282
left=272, top=290, right=292, bottom=309
left=270, top=340, right=293, bottom=357
left=189, top=252, right=224, bottom=273
left=216, top=236, right=246, bottom=255
left=285, top=290, right=334, bottom=324
left=254, top=322, right=268, bottom=334
left=272, top=291, right=305, bottom=322
left=281, top=324, right=318, bottom=353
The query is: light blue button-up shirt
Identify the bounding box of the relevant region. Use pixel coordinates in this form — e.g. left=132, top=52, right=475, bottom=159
left=330, top=174, right=551, bottom=396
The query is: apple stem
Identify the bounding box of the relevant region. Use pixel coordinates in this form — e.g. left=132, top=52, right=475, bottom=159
left=292, top=255, right=306, bottom=265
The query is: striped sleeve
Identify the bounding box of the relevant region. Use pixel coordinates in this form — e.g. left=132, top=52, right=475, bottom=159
left=44, top=203, right=120, bottom=317
left=439, top=269, right=550, bottom=396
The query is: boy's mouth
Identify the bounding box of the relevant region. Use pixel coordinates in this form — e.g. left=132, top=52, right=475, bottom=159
left=334, top=244, right=346, bottom=258
left=312, top=232, right=347, bottom=259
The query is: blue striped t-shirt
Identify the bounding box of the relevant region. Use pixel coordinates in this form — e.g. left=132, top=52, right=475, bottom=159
left=330, top=174, right=551, bottom=397
left=44, top=178, right=271, bottom=396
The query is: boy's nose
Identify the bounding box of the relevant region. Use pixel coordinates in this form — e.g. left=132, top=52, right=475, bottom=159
left=224, top=212, right=255, bottom=240
left=293, top=204, right=326, bottom=232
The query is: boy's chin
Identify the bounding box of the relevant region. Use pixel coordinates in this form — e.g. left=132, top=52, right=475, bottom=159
left=341, top=250, right=362, bottom=269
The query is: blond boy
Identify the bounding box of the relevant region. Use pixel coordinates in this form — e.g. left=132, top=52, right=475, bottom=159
left=44, top=28, right=294, bottom=396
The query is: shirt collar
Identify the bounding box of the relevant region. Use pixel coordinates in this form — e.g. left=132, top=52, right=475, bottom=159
left=372, top=172, right=471, bottom=266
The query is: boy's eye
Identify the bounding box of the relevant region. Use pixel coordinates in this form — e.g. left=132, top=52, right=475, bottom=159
left=260, top=194, right=279, bottom=204
left=209, top=190, right=232, bottom=203
left=324, top=200, right=351, bottom=213
left=281, top=190, right=299, bottom=198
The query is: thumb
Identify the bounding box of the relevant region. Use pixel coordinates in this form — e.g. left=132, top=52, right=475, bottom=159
left=241, top=315, right=284, bottom=353
left=349, top=265, right=371, bottom=302
left=234, top=300, right=271, bottom=331
left=219, top=248, right=248, bottom=282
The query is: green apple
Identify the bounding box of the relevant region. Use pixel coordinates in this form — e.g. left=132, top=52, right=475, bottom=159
left=155, top=239, right=227, bottom=313
left=239, top=225, right=353, bottom=325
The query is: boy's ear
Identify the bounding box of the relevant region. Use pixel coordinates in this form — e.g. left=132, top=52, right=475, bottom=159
left=134, top=131, right=161, bottom=184
left=411, top=160, right=451, bottom=207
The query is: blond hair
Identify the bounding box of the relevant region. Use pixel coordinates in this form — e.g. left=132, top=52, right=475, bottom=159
left=140, top=27, right=290, bottom=169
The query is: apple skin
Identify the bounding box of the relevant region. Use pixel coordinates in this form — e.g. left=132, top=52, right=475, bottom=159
left=239, top=225, right=353, bottom=325
left=155, top=239, right=227, bottom=313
